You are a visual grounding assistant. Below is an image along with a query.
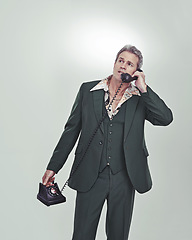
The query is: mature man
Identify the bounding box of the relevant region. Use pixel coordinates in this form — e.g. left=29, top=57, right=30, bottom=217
left=42, top=45, right=173, bottom=240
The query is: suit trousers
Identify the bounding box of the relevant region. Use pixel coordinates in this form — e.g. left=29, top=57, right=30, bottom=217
left=71, top=166, right=135, bottom=240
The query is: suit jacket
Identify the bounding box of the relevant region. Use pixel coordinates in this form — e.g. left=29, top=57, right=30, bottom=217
left=47, top=80, right=173, bottom=194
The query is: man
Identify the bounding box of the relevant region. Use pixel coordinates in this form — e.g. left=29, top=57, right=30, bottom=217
left=42, top=45, right=173, bottom=240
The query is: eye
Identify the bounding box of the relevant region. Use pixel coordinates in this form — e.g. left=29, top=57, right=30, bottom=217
left=127, top=62, right=133, bottom=67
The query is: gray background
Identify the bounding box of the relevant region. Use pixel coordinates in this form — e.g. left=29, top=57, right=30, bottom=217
left=1, top=0, right=191, bottom=239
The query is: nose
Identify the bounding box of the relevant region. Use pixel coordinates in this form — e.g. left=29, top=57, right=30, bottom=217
left=120, top=62, right=126, bottom=70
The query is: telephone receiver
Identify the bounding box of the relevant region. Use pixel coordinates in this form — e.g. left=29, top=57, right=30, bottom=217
left=121, top=69, right=143, bottom=83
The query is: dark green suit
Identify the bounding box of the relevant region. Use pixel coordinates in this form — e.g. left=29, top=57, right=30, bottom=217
left=47, top=80, right=172, bottom=239
left=47, top=81, right=173, bottom=194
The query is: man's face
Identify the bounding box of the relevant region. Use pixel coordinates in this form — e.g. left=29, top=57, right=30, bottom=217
left=113, top=51, right=139, bottom=81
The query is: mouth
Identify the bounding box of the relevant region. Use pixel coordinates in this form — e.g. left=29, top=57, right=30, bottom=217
left=118, top=70, right=125, bottom=74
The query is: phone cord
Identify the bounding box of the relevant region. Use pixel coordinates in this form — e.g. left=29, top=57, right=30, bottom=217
left=61, top=81, right=124, bottom=192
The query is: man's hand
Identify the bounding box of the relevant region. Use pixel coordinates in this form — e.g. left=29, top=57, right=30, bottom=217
left=42, top=170, right=56, bottom=187
left=132, top=70, right=147, bottom=93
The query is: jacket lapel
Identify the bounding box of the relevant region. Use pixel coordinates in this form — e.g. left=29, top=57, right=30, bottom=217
left=124, top=95, right=140, bottom=142
left=92, top=90, right=104, bottom=134
left=92, top=90, right=139, bottom=137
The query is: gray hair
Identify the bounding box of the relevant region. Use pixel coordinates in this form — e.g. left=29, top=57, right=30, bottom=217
left=115, top=45, right=143, bottom=69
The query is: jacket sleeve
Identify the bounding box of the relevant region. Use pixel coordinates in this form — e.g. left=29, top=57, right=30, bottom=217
left=140, top=86, right=173, bottom=126
left=46, top=83, right=84, bottom=173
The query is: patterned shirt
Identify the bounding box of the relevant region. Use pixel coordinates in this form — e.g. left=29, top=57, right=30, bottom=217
left=90, top=75, right=140, bottom=119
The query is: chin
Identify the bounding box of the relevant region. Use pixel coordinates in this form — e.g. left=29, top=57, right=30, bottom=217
left=113, top=73, right=121, bottom=81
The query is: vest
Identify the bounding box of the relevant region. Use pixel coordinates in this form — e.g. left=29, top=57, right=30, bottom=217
left=99, top=101, right=127, bottom=174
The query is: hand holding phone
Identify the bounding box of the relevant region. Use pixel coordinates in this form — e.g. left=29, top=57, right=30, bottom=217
left=121, top=69, right=143, bottom=83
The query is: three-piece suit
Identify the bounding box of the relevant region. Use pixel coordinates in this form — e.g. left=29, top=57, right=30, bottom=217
left=47, top=80, right=173, bottom=239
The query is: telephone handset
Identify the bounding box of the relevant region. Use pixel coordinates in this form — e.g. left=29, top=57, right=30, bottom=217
left=121, top=69, right=143, bottom=83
